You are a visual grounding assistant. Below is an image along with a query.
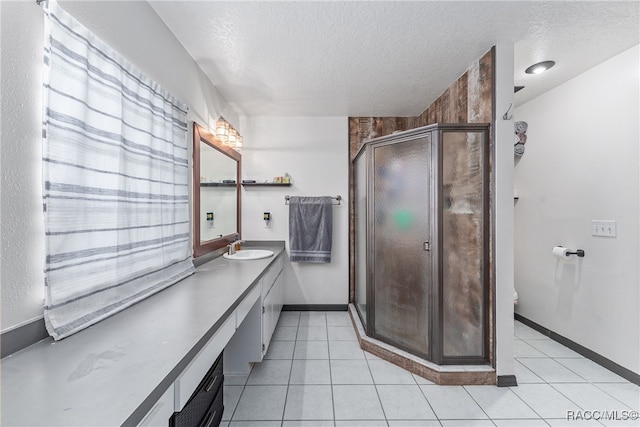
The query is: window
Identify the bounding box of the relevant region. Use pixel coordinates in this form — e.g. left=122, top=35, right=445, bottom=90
left=42, top=0, right=194, bottom=339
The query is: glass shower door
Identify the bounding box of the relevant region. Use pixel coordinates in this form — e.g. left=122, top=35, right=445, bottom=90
left=371, top=136, right=433, bottom=359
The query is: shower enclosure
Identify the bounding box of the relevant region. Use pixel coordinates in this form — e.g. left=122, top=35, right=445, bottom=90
left=354, top=123, right=490, bottom=365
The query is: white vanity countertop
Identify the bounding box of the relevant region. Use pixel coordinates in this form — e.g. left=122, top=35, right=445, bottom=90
left=0, top=243, right=285, bottom=427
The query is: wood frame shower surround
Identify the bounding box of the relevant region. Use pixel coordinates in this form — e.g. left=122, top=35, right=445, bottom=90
left=347, top=47, right=496, bottom=383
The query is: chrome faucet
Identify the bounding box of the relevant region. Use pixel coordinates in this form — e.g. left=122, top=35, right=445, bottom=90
left=228, top=239, right=244, bottom=255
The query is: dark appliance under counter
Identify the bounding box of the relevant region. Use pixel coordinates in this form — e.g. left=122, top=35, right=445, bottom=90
left=171, top=352, right=224, bottom=427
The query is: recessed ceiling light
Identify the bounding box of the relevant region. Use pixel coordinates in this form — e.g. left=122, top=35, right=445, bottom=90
left=525, top=61, right=555, bottom=74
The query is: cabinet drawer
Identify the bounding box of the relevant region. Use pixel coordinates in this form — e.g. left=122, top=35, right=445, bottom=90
left=236, top=284, right=261, bottom=328
left=199, top=352, right=224, bottom=405
left=206, top=354, right=224, bottom=398
left=137, top=384, right=174, bottom=427
left=198, top=389, right=223, bottom=427
left=171, top=353, right=223, bottom=427
left=262, top=256, right=283, bottom=295
left=175, top=315, right=234, bottom=411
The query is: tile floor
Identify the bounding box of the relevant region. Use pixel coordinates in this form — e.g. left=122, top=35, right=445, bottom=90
left=221, top=311, right=639, bottom=427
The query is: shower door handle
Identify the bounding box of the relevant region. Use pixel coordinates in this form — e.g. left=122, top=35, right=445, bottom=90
left=423, top=241, right=431, bottom=251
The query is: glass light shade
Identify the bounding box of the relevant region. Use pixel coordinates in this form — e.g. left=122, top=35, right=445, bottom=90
left=228, top=129, right=237, bottom=146
left=216, top=120, right=228, bottom=139
left=235, top=135, right=243, bottom=150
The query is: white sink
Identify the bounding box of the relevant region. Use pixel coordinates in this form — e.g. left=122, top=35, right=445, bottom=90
left=223, top=249, right=274, bottom=261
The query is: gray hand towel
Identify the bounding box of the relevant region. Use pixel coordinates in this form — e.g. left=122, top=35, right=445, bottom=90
left=289, top=196, right=333, bottom=263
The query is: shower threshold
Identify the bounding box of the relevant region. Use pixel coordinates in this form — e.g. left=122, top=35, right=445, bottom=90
left=348, top=304, right=496, bottom=385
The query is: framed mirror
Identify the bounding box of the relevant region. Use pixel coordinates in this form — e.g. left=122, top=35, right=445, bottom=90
left=193, top=122, right=241, bottom=257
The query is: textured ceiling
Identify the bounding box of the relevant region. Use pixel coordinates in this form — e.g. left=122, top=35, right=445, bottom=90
left=149, top=1, right=639, bottom=117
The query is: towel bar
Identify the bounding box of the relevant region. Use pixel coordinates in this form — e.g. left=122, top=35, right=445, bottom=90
left=284, top=195, right=342, bottom=205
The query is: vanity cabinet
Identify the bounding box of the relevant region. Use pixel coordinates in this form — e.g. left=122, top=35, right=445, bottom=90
left=223, top=254, right=284, bottom=374
left=2, top=245, right=286, bottom=427
left=137, top=260, right=272, bottom=426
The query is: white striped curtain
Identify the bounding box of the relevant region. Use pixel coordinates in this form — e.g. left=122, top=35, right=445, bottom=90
left=43, top=0, right=194, bottom=340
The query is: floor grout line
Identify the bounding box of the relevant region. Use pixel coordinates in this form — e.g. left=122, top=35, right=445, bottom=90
left=227, top=314, right=638, bottom=426
left=325, top=314, right=338, bottom=427
left=279, top=313, right=300, bottom=425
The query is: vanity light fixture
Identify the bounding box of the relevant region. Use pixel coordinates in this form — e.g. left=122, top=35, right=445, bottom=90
left=214, top=117, right=243, bottom=149
left=525, top=60, right=555, bottom=74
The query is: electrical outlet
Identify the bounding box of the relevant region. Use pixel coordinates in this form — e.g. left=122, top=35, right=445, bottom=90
left=592, top=220, right=617, bottom=237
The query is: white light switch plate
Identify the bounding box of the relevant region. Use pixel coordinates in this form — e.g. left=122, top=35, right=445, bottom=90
left=592, top=220, right=617, bottom=237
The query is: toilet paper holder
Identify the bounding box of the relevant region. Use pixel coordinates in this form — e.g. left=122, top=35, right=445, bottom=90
left=555, top=246, right=585, bottom=257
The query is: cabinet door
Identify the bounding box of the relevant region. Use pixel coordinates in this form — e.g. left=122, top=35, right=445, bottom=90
left=262, top=271, right=284, bottom=357
left=271, top=272, right=284, bottom=324
left=262, top=286, right=275, bottom=356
